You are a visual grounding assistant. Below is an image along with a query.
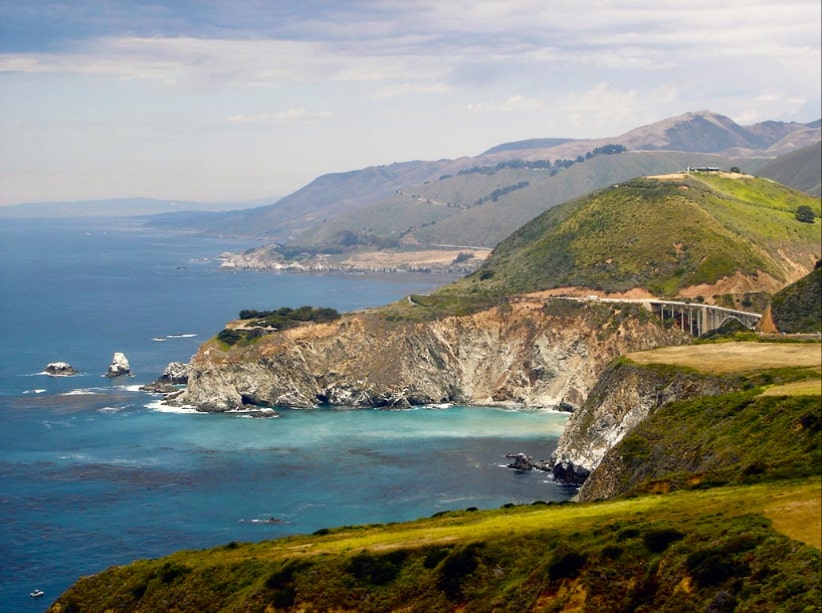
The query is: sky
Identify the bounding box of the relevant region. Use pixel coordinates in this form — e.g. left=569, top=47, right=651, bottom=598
left=0, top=0, right=820, bottom=207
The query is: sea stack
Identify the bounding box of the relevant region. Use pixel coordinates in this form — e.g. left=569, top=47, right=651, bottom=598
left=45, top=362, right=78, bottom=376
left=106, top=352, right=131, bottom=378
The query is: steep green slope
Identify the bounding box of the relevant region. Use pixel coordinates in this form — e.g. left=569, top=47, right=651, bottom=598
left=450, top=173, right=820, bottom=298
left=585, top=387, right=821, bottom=500
left=769, top=263, right=822, bottom=333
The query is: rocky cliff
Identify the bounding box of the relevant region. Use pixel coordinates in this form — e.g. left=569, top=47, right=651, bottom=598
left=169, top=297, right=687, bottom=413
left=551, top=359, right=739, bottom=488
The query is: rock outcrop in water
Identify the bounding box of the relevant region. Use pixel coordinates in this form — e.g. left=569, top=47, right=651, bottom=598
left=140, top=361, right=190, bottom=394
left=105, top=352, right=131, bottom=378
left=169, top=297, right=687, bottom=413
left=45, top=362, right=78, bottom=376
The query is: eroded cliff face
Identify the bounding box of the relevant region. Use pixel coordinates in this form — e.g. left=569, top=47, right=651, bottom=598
left=170, top=298, right=687, bottom=413
left=551, top=360, right=738, bottom=495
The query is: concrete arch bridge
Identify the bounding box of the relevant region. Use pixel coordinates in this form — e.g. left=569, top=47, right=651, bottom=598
left=598, top=298, right=761, bottom=336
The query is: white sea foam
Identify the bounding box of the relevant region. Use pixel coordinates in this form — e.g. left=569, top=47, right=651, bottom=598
left=225, top=407, right=280, bottom=417
left=166, top=333, right=197, bottom=339
left=240, top=517, right=290, bottom=525
left=24, top=388, right=47, bottom=394
left=120, top=384, right=144, bottom=393
left=97, top=406, right=123, bottom=414
left=60, top=389, right=98, bottom=396
left=145, top=399, right=203, bottom=414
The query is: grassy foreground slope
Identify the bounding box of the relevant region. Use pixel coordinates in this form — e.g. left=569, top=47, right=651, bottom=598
left=46, top=481, right=821, bottom=613
left=452, top=172, right=820, bottom=299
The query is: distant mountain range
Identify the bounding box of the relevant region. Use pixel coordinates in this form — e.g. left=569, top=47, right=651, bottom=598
left=3, top=111, right=818, bottom=243
left=178, top=110, right=820, bottom=247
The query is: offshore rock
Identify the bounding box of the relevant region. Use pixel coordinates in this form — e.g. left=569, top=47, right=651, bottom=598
left=140, top=361, right=190, bottom=394
left=506, top=452, right=550, bottom=472
left=159, top=361, right=190, bottom=384
left=105, top=352, right=131, bottom=378
left=551, top=460, right=590, bottom=485
left=169, top=295, right=687, bottom=413
left=45, top=362, right=78, bottom=376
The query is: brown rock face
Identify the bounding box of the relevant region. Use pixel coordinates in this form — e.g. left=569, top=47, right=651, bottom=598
left=170, top=298, right=687, bottom=413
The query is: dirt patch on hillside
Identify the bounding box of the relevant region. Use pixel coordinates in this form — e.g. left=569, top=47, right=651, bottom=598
left=625, top=342, right=822, bottom=374
left=526, top=287, right=656, bottom=300
left=677, top=271, right=787, bottom=302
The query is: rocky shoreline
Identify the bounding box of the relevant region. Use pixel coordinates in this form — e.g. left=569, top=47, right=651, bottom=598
left=218, top=246, right=489, bottom=275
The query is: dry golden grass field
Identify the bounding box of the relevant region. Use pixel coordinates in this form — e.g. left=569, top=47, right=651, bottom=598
left=626, top=341, right=822, bottom=375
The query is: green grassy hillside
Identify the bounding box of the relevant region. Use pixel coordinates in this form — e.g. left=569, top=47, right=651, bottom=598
left=47, top=480, right=820, bottom=613
left=590, top=385, right=821, bottom=499
left=451, top=172, right=820, bottom=298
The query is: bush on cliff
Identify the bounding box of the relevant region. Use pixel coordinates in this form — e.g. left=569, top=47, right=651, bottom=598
left=217, top=305, right=342, bottom=345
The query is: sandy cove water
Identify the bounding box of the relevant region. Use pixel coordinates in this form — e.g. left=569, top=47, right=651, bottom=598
left=0, top=218, right=572, bottom=611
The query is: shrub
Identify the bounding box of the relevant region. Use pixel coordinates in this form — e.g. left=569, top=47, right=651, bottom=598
left=158, top=562, right=191, bottom=584
left=686, top=549, right=750, bottom=588
left=795, top=205, right=815, bottom=223
left=438, top=543, right=482, bottom=599
left=348, top=550, right=407, bottom=586
left=643, top=527, right=685, bottom=553
left=548, top=550, right=587, bottom=581
left=423, top=546, right=452, bottom=569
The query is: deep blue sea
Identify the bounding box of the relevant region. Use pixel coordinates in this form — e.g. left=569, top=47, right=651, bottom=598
left=0, top=217, right=572, bottom=611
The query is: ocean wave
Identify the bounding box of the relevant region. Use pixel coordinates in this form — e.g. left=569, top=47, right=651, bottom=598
left=165, top=333, right=197, bottom=339
left=60, top=389, right=99, bottom=396
left=97, top=406, right=124, bottom=414
left=227, top=407, right=279, bottom=416
left=23, top=388, right=46, bottom=394
left=239, top=517, right=290, bottom=525
left=119, top=384, right=144, bottom=393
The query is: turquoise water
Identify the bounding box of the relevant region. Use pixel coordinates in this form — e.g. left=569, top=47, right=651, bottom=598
left=0, top=218, right=572, bottom=610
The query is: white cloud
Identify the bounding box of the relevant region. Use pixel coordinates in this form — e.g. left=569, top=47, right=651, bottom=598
left=0, top=0, right=819, bottom=205
left=226, top=109, right=334, bottom=125
left=372, top=81, right=452, bottom=99
left=461, top=94, right=548, bottom=114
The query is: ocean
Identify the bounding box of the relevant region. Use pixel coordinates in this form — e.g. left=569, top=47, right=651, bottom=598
left=0, top=217, right=572, bottom=611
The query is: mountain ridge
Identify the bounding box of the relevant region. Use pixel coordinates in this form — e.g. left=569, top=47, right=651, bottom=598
left=155, top=110, right=821, bottom=244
